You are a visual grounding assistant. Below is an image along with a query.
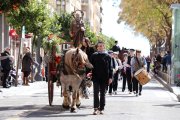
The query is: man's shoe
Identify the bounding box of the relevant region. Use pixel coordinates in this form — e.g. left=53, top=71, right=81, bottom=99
left=100, top=110, right=104, bottom=115
left=3, top=85, right=10, bottom=88
left=93, top=109, right=99, bottom=115
left=139, top=92, right=142, bottom=96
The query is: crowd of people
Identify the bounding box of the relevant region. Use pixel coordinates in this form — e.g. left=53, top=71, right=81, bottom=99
left=152, top=51, right=171, bottom=75
left=79, top=39, right=149, bottom=115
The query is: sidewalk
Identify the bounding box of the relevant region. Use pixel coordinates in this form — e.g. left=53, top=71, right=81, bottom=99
left=152, top=71, right=180, bottom=102
left=0, top=81, right=48, bottom=99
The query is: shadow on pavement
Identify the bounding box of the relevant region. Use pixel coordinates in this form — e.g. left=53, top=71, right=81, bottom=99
left=153, top=103, right=180, bottom=108
left=0, top=104, right=93, bottom=118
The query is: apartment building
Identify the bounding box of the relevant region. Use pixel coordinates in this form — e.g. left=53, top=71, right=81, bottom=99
left=81, top=0, right=102, bottom=34
left=57, top=0, right=102, bottom=34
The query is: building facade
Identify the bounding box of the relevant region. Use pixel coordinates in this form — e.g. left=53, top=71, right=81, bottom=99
left=81, top=0, right=102, bottom=34
left=57, top=0, right=102, bottom=34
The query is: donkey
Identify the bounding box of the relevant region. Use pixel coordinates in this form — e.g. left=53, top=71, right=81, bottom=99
left=60, top=48, right=93, bottom=112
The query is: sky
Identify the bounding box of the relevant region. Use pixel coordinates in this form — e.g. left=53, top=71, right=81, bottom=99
left=101, top=0, right=150, bottom=56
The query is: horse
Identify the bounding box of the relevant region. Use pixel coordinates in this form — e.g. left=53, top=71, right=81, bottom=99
left=60, top=48, right=93, bottom=112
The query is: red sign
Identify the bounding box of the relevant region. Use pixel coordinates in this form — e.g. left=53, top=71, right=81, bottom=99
left=9, top=29, right=17, bottom=36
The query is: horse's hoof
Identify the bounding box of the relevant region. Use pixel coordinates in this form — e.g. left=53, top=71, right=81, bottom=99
left=62, top=104, right=70, bottom=109
left=76, top=103, right=81, bottom=108
left=70, top=108, right=77, bottom=113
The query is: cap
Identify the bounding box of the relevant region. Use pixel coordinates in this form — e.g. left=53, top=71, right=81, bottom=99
left=108, top=50, right=113, bottom=54
left=113, top=51, right=119, bottom=55
left=129, top=49, right=135, bottom=51
left=136, top=49, right=141, bottom=53
left=123, top=52, right=128, bottom=56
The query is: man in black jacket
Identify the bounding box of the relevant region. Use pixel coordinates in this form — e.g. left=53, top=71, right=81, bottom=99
left=90, top=41, right=113, bottom=115
left=1, top=47, right=13, bottom=88
left=111, top=41, right=121, bottom=53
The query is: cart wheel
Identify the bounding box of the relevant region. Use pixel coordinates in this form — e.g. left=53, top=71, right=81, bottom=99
left=48, top=79, right=54, bottom=106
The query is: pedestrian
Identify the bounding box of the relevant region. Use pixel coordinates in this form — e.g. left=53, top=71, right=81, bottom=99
left=121, top=52, right=129, bottom=93
left=90, top=41, right=113, bottom=115
left=43, top=51, right=50, bottom=82
left=21, top=47, right=37, bottom=86
left=131, top=49, right=147, bottom=96
left=112, top=51, right=122, bottom=94
left=165, top=51, right=171, bottom=83
left=81, top=37, right=95, bottom=60
left=122, top=49, right=134, bottom=93
left=111, top=40, right=121, bottom=53
left=70, top=11, right=85, bottom=48
left=81, top=37, right=95, bottom=99
left=162, top=54, right=167, bottom=72
left=0, top=47, right=13, bottom=88
left=107, top=50, right=118, bottom=95
left=146, top=55, right=151, bottom=73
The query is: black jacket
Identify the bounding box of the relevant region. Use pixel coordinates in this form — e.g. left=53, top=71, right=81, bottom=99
left=81, top=46, right=95, bottom=60
left=21, top=52, right=34, bottom=72
left=1, top=51, right=12, bottom=71
left=90, top=52, right=113, bottom=84
left=111, top=45, right=121, bottom=53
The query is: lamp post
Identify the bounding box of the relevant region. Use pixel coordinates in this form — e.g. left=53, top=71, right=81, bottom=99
left=171, top=4, right=180, bottom=85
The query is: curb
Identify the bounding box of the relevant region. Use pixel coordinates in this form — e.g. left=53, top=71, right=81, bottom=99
left=153, top=73, right=180, bottom=102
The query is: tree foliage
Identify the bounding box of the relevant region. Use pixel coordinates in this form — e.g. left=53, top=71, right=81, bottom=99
left=6, top=0, right=61, bottom=45
left=0, top=0, right=28, bottom=13
left=119, top=0, right=180, bottom=52
left=57, top=13, right=72, bottom=42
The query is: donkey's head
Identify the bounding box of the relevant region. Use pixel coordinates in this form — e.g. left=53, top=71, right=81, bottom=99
left=71, top=48, right=93, bottom=70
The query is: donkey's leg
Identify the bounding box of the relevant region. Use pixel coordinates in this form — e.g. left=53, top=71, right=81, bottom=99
left=76, top=89, right=81, bottom=108
left=62, top=86, right=70, bottom=109
left=70, top=90, right=77, bottom=112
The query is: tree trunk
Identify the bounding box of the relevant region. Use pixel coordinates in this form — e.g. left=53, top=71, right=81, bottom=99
left=34, top=36, right=42, bottom=81
left=15, top=28, right=22, bottom=87
left=30, top=36, right=36, bottom=83
left=165, top=29, right=172, bottom=52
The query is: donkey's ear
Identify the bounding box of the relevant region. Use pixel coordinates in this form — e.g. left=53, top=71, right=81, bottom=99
left=76, top=48, right=79, bottom=54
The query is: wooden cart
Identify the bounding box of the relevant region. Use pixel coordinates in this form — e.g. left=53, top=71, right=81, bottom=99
left=48, top=42, right=72, bottom=106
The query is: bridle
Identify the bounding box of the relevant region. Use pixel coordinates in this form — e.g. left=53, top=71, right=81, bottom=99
left=71, top=52, right=86, bottom=74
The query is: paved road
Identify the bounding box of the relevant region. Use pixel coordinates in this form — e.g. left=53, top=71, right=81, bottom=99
left=0, top=78, right=180, bottom=120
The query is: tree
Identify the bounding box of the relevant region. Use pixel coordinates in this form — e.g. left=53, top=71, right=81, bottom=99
left=6, top=0, right=61, bottom=82
left=118, top=0, right=179, bottom=53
